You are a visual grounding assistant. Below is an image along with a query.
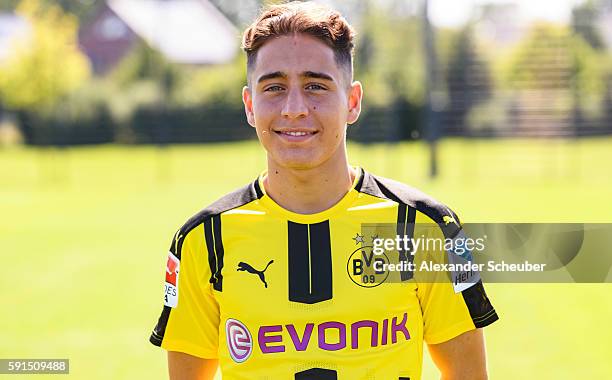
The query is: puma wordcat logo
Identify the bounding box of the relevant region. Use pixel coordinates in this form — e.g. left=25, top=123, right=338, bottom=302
left=237, top=260, right=274, bottom=288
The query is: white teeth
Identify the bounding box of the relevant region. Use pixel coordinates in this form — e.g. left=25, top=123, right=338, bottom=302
left=283, top=131, right=310, bottom=136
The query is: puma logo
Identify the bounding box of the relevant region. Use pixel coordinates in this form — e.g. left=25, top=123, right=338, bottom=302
left=237, top=260, right=274, bottom=288
left=443, top=215, right=457, bottom=225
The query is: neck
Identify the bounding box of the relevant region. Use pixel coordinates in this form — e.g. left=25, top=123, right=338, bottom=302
left=263, top=152, right=357, bottom=215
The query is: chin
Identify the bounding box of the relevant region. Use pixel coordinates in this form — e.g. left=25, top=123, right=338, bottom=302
left=274, top=152, right=327, bottom=170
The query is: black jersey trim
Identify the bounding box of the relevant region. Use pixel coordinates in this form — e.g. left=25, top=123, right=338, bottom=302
left=149, top=306, right=171, bottom=347
left=149, top=229, right=186, bottom=347
left=358, top=170, right=499, bottom=328
left=212, top=214, right=224, bottom=291
left=185, top=179, right=265, bottom=231
left=204, top=215, right=224, bottom=291
left=149, top=179, right=264, bottom=347
left=203, top=218, right=217, bottom=286
left=354, top=167, right=365, bottom=192
left=288, top=221, right=333, bottom=304
left=253, top=176, right=264, bottom=198
left=308, top=221, right=333, bottom=302
left=185, top=180, right=263, bottom=292
left=462, top=280, right=499, bottom=328
left=358, top=171, right=462, bottom=239
left=396, top=204, right=417, bottom=281
left=295, top=368, right=338, bottom=379
left=288, top=221, right=309, bottom=303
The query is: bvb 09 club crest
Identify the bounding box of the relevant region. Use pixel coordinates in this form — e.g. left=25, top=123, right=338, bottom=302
left=346, top=233, right=391, bottom=287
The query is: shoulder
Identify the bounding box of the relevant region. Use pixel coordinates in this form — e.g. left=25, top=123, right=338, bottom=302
left=358, top=170, right=462, bottom=236
left=170, top=177, right=263, bottom=254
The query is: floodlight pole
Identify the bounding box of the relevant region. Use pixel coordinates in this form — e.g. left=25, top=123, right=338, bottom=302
left=422, top=0, right=439, bottom=178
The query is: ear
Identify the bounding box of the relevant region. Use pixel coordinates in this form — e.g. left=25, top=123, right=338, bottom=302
left=346, top=81, right=363, bottom=125
left=242, top=86, right=255, bottom=128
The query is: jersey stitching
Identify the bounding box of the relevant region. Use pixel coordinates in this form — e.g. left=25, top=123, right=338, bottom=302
left=472, top=309, right=497, bottom=322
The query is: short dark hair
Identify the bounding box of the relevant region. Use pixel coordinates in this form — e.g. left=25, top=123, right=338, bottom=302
left=241, top=1, right=356, bottom=85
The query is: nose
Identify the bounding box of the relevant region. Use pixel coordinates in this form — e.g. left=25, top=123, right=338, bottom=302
left=281, top=88, right=308, bottom=119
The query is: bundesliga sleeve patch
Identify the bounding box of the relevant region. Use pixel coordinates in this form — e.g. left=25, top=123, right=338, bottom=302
left=446, top=229, right=481, bottom=293
left=164, top=251, right=180, bottom=307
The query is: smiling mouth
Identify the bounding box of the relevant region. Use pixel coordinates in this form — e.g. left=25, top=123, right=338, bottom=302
left=274, top=130, right=318, bottom=137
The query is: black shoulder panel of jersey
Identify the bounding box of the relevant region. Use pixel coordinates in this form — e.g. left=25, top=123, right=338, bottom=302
left=173, top=177, right=263, bottom=249
left=357, top=170, right=499, bottom=328
left=150, top=178, right=264, bottom=347
left=357, top=170, right=462, bottom=238
left=171, top=177, right=263, bottom=291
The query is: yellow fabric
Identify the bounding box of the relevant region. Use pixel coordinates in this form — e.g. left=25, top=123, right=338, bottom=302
left=157, top=174, right=488, bottom=379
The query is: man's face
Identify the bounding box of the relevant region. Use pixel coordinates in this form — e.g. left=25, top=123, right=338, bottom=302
left=243, top=33, right=362, bottom=170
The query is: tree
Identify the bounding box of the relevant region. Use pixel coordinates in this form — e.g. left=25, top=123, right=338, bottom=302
left=602, top=74, right=612, bottom=127
left=504, top=23, right=604, bottom=95
left=571, top=0, right=605, bottom=50
left=445, top=26, right=492, bottom=132
left=208, top=0, right=260, bottom=27
left=0, top=0, right=90, bottom=112
left=0, top=0, right=98, bottom=25
left=499, top=23, right=607, bottom=134
left=353, top=3, right=424, bottom=106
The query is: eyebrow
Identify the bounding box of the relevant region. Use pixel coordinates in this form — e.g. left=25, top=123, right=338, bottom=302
left=257, top=71, right=286, bottom=84
left=303, top=71, right=334, bottom=82
left=256, top=71, right=335, bottom=84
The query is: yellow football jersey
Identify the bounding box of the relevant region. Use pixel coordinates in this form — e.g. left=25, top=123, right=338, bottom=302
left=150, top=168, right=498, bottom=379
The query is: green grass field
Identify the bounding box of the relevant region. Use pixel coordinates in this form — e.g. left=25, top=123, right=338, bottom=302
left=1, top=138, right=611, bottom=379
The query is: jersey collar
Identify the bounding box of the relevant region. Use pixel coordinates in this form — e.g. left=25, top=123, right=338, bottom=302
left=256, top=167, right=364, bottom=224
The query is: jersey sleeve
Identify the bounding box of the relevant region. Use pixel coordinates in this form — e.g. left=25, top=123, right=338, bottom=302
left=149, top=224, right=220, bottom=358
left=415, top=213, right=498, bottom=345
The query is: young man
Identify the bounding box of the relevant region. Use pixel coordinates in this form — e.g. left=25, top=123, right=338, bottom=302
left=150, top=2, right=498, bottom=379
